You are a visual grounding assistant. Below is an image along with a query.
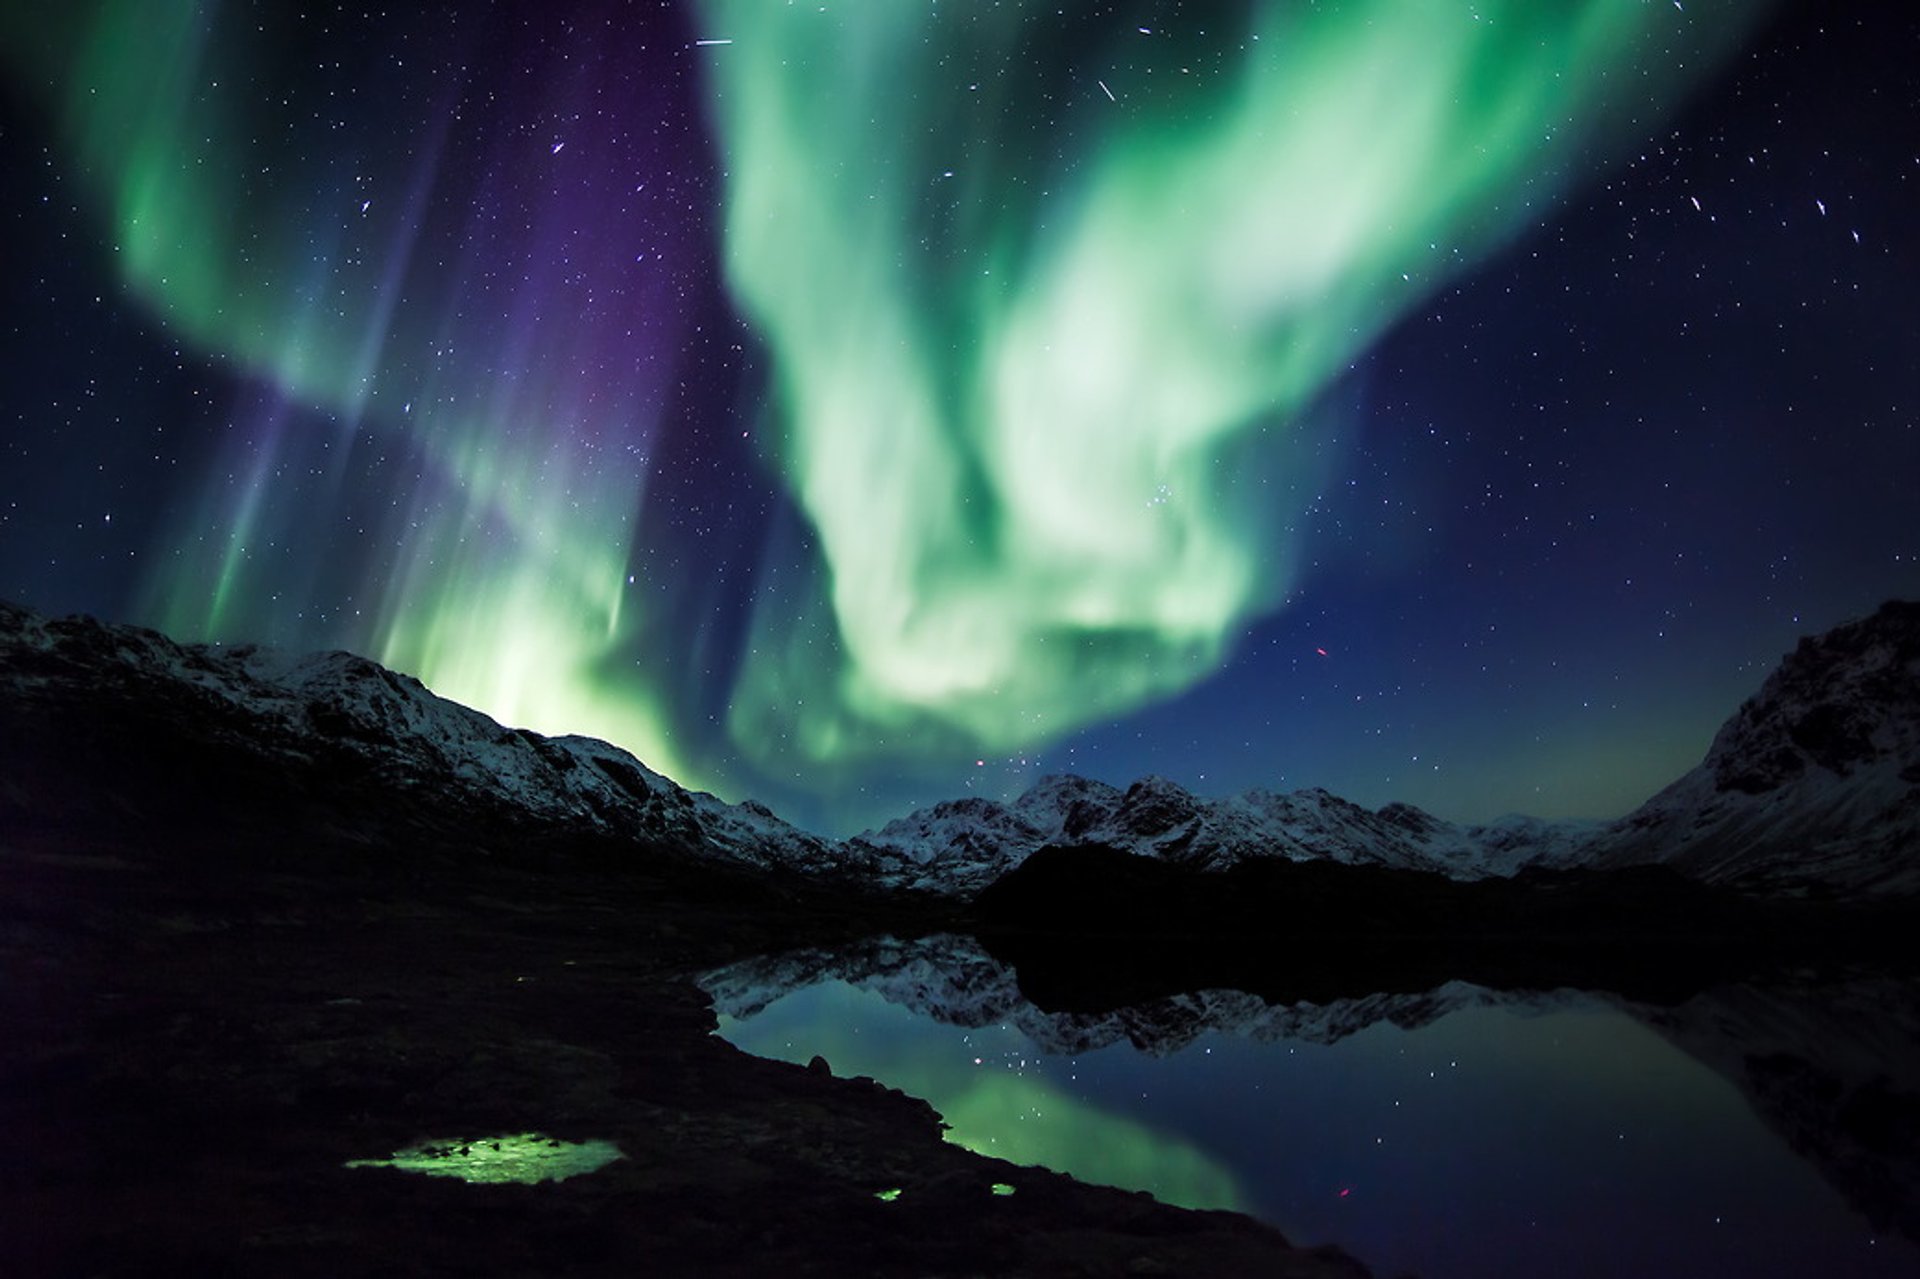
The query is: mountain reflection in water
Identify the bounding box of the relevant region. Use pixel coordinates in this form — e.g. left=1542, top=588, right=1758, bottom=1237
left=703, top=936, right=1920, bottom=1279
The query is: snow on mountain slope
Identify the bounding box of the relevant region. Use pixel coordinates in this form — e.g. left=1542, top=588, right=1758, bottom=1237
left=10, top=598, right=1917, bottom=898
left=0, top=602, right=882, bottom=882
left=857, top=603, right=1920, bottom=897
left=23, top=600, right=1582, bottom=894
left=1586, top=600, right=1920, bottom=894
left=1460, top=812, right=1609, bottom=875
left=849, top=772, right=1595, bottom=894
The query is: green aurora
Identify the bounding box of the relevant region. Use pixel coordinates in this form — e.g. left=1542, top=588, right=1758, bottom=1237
left=2, top=0, right=1768, bottom=801
left=2, top=0, right=700, bottom=784
left=702, top=0, right=1764, bottom=777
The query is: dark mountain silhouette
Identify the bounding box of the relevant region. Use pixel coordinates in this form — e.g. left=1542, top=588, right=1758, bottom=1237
left=7, top=599, right=1917, bottom=900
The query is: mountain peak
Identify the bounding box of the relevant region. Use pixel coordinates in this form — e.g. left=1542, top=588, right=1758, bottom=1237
left=1708, top=600, right=1920, bottom=795
left=0, top=601, right=856, bottom=886
left=1592, top=600, right=1920, bottom=893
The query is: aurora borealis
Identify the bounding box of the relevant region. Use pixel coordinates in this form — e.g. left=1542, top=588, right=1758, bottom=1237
left=707, top=0, right=1758, bottom=773
left=3, top=1, right=1916, bottom=832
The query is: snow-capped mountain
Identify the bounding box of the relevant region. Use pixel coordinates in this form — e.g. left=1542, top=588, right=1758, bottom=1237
left=847, top=772, right=1599, bottom=897
left=0, top=601, right=914, bottom=887
left=0, top=599, right=1597, bottom=898
left=1585, top=600, right=1920, bottom=894
left=7, top=597, right=1917, bottom=898
left=854, top=603, right=1920, bottom=898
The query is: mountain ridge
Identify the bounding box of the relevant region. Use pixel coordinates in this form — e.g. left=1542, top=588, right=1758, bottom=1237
left=854, top=600, right=1920, bottom=897
left=848, top=771, right=1606, bottom=897
left=5, top=597, right=1916, bottom=898
left=0, top=601, right=899, bottom=890
left=1585, top=599, right=1920, bottom=894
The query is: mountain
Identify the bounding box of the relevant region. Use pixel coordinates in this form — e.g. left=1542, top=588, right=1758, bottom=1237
left=0, top=601, right=925, bottom=892
left=858, top=602, right=1920, bottom=899
left=0, top=600, right=1592, bottom=900
left=849, top=772, right=1601, bottom=897
left=6, top=598, right=1917, bottom=899
left=1586, top=600, right=1920, bottom=894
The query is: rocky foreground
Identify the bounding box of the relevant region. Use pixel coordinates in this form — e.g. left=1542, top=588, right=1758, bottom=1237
left=1, top=837, right=1369, bottom=1277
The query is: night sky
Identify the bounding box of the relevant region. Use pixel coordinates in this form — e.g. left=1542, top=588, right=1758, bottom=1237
left=3, top=1, right=1915, bottom=836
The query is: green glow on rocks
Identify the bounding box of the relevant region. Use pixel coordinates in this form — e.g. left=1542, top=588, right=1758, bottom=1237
left=344, top=1133, right=624, bottom=1185
left=702, top=0, right=1766, bottom=769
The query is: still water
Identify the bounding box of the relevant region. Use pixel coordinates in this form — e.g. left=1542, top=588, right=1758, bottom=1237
left=706, top=939, right=1918, bottom=1279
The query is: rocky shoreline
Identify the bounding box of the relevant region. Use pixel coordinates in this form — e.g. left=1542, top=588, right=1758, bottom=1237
left=2, top=838, right=1371, bottom=1277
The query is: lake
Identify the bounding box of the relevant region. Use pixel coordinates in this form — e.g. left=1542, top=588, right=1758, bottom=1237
left=704, top=936, right=1919, bottom=1279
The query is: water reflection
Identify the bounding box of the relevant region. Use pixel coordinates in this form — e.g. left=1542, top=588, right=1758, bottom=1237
left=344, top=1132, right=623, bottom=1184
left=716, top=977, right=1245, bottom=1212
left=704, top=936, right=1920, bottom=1279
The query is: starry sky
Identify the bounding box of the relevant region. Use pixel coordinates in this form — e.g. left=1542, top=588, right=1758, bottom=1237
left=2, top=1, right=1915, bottom=836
